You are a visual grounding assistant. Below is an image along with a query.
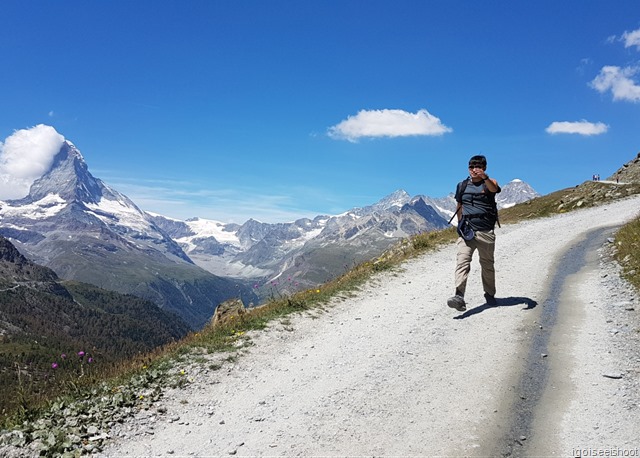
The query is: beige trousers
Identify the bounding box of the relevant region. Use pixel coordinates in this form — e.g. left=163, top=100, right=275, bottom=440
left=454, top=229, right=496, bottom=297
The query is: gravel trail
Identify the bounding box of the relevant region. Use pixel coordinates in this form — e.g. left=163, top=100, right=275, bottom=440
left=100, top=196, right=640, bottom=457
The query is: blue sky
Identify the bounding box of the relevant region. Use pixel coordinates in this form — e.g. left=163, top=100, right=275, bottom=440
left=1, top=1, right=639, bottom=223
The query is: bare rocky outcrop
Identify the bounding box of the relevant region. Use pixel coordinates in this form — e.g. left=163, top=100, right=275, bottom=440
left=609, top=151, right=640, bottom=183
left=211, top=297, right=246, bottom=327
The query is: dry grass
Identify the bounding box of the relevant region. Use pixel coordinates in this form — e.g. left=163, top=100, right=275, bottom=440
left=613, top=217, right=640, bottom=291
left=499, top=181, right=640, bottom=223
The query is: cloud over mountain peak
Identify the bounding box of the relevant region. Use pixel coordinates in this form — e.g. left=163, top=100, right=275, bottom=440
left=0, top=125, right=65, bottom=199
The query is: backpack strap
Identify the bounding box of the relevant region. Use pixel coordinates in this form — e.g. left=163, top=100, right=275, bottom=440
left=454, top=178, right=470, bottom=203
left=448, top=178, right=469, bottom=225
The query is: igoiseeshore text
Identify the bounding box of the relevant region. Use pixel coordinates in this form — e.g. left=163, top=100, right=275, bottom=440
left=573, top=448, right=639, bottom=457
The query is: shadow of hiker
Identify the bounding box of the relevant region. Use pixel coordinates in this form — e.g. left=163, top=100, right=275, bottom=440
left=453, top=296, right=537, bottom=320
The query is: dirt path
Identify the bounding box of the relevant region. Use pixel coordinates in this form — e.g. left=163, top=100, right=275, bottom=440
left=99, top=196, right=640, bottom=457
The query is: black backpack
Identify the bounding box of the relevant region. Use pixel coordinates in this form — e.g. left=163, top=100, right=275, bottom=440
left=454, top=178, right=500, bottom=228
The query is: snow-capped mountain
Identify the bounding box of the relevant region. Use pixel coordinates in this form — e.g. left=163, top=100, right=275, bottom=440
left=151, top=191, right=452, bottom=292
left=0, top=141, right=256, bottom=329
left=3, top=141, right=189, bottom=262
left=151, top=179, right=540, bottom=294
left=345, top=189, right=412, bottom=216
left=496, top=179, right=541, bottom=208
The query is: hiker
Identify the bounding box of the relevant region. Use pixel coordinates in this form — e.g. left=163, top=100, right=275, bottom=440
left=447, top=155, right=502, bottom=312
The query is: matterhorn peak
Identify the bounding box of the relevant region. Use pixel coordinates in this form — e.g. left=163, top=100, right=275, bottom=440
left=16, top=140, right=103, bottom=204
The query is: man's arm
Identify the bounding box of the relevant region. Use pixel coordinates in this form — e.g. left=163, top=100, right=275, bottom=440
left=482, top=175, right=500, bottom=193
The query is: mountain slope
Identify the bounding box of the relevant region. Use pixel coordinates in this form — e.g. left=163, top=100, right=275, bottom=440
left=609, top=151, right=640, bottom=183
left=0, top=141, right=256, bottom=329
left=0, top=236, right=192, bottom=415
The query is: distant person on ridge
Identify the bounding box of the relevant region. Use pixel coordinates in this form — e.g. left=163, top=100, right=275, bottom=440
left=447, top=155, right=501, bottom=312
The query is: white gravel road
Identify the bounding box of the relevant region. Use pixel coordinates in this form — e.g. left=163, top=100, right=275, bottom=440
left=100, top=196, right=640, bottom=458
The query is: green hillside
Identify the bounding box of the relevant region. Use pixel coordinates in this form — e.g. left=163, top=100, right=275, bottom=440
left=0, top=237, right=191, bottom=417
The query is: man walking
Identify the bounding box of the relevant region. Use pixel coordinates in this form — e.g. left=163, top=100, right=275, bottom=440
left=447, top=155, right=501, bottom=312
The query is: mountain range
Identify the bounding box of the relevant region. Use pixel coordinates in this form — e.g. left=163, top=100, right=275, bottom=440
left=0, top=136, right=539, bottom=328
left=150, top=181, right=539, bottom=294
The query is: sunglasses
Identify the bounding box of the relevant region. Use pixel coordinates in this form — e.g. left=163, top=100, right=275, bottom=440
left=468, top=164, right=485, bottom=169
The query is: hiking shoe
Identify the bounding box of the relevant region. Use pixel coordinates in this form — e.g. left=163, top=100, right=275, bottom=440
left=484, top=293, right=497, bottom=305
left=447, top=295, right=466, bottom=312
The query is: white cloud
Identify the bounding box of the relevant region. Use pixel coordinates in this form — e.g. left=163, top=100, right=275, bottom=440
left=545, top=120, right=609, bottom=136
left=0, top=125, right=65, bottom=199
left=590, top=65, right=640, bottom=102
left=327, top=108, right=452, bottom=142
left=622, top=28, right=640, bottom=50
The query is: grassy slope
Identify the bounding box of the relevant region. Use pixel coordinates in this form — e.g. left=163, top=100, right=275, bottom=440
left=0, top=280, right=191, bottom=417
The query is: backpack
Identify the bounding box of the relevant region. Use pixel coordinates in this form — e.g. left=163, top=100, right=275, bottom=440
left=454, top=178, right=501, bottom=228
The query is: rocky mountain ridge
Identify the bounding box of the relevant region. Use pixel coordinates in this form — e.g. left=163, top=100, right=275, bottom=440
left=151, top=179, right=538, bottom=292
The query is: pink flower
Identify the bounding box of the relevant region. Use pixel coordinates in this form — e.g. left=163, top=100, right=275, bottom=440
left=52, top=363, right=58, bottom=369
left=61, top=353, right=67, bottom=359
left=88, top=357, right=94, bottom=364
left=78, top=351, right=85, bottom=358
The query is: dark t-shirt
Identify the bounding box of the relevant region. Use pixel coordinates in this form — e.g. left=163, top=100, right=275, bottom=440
left=456, top=179, right=501, bottom=231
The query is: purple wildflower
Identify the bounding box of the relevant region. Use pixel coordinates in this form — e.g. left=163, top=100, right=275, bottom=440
left=61, top=353, right=67, bottom=359
left=78, top=351, right=85, bottom=358
left=52, top=362, right=58, bottom=369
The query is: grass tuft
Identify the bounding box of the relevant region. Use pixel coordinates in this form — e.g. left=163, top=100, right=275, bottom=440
left=613, top=216, right=640, bottom=291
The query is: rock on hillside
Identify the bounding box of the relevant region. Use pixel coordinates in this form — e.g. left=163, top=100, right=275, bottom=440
left=609, top=152, right=640, bottom=183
